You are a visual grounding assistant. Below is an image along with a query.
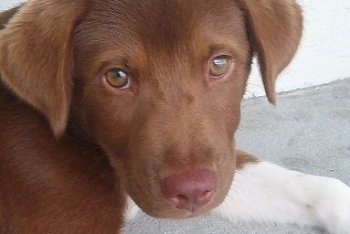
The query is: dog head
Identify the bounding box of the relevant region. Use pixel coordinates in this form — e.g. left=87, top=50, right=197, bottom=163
left=0, top=0, right=302, bottom=218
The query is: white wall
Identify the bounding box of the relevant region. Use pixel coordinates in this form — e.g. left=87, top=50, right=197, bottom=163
left=1, top=0, right=350, bottom=97
left=246, top=0, right=350, bottom=97
left=0, top=0, right=23, bottom=9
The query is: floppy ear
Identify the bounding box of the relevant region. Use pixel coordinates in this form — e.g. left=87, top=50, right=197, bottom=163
left=238, top=0, right=303, bottom=104
left=0, top=0, right=86, bottom=137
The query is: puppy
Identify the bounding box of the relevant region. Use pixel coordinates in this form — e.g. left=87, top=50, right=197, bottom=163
left=0, top=0, right=349, bottom=233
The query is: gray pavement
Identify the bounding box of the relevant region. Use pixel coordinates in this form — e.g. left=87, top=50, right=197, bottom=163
left=124, top=78, right=350, bottom=234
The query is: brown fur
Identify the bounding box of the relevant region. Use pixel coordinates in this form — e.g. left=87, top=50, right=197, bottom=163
left=0, top=6, right=20, bottom=30
left=0, top=0, right=302, bottom=233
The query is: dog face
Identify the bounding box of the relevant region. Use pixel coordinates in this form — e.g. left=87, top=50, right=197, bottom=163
left=0, top=0, right=302, bottom=219
left=72, top=0, right=250, bottom=217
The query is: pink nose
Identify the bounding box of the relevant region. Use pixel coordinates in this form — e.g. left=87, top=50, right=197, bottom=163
left=161, top=169, right=216, bottom=212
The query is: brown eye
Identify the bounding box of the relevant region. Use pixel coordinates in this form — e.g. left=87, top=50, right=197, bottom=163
left=105, top=69, right=131, bottom=89
left=209, top=56, right=231, bottom=78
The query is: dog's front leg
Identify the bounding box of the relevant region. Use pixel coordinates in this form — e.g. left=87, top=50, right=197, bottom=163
left=213, top=158, right=350, bottom=234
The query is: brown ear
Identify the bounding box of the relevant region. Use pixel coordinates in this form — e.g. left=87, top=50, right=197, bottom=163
left=0, top=0, right=86, bottom=137
left=238, top=0, right=303, bottom=104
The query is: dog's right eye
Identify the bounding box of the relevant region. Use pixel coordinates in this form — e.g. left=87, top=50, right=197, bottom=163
left=104, top=69, right=131, bottom=89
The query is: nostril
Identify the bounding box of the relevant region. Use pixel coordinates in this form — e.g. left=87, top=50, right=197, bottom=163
left=170, top=195, right=191, bottom=209
left=161, top=169, right=216, bottom=212
left=196, top=189, right=214, bottom=205
left=176, top=195, right=189, bottom=202
left=202, top=190, right=213, bottom=199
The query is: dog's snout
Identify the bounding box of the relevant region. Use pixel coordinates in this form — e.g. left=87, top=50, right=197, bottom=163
left=161, top=170, right=216, bottom=212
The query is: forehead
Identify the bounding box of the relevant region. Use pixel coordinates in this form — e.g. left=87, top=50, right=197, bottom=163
left=74, top=0, right=248, bottom=70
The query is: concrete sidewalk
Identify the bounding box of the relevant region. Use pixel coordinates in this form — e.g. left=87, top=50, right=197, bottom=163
left=124, top=78, right=350, bottom=234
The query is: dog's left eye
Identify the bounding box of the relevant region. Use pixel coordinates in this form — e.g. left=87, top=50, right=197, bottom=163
left=104, top=69, right=131, bottom=89
left=209, top=56, right=231, bottom=78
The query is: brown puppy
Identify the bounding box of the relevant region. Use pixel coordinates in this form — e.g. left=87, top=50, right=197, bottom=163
left=0, top=0, right=310, bottom=233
